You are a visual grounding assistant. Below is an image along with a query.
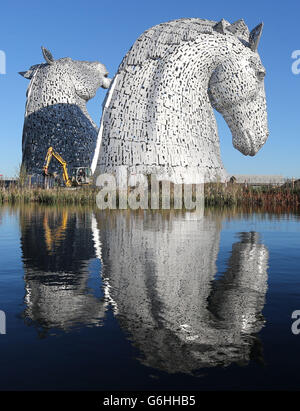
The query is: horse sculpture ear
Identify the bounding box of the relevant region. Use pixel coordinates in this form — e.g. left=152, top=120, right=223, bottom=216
left=19, top=71, right=31, bottom=78
left=227, top=19, right=250, bottom=39
left=19, top=66, right=38, bottom=79
left=213, top=19, right=230, bottom=34
left=249, top=23, right=264, bottom=52
left=41, top=46, right=55, bottom=64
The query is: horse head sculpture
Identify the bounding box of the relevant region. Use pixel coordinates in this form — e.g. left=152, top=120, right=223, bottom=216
left=20, top=47, right=111, bottom=175
left=94, top=18, right=269, bottom=183
left=209, top=20, right=268, bottom=156
left=20, top=46, right=111, bottom=100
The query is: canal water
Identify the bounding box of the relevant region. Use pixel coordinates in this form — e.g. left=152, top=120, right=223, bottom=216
left=0, top=205, right=299, bottom=390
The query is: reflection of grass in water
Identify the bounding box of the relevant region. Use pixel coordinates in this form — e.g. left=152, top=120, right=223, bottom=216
left=0, top=182, right=300, bottom=210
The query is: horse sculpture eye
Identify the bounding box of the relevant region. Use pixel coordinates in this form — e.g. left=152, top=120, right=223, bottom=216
left=256, top=70, right=266, bottom=80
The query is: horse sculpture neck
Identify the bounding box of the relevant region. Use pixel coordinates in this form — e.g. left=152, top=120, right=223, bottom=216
left=142, top=35, right=232, bottom=183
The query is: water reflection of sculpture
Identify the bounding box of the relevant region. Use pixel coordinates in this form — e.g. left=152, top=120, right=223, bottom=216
left=20, top=208, right=106, bottom=332
left=20, top=207, right=269, bottom=372
left=97, top=212, right=269, bottom=373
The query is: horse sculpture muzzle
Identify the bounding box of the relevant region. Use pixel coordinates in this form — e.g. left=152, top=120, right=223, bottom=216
left=223, top=86, right=269, bottom=156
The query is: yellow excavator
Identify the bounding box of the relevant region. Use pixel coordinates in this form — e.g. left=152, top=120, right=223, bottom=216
left=43, top=147, right=92, bottom=187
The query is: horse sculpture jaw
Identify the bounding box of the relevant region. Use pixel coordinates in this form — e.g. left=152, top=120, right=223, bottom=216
left=226, top=92, right=269, bottom=157
left=234, top=130, right=268, bottom=156
left=212, top=78, right=269, bottom=157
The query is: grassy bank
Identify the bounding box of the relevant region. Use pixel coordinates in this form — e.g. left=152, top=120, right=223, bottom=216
left=0, top=186, right=98, bottom=205
left=204, top=182, right=300, bottom=207
left=1, top=182, right=299, bottom=208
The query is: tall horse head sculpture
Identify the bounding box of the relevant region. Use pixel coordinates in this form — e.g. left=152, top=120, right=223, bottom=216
left=20, top=47, right=111, bottom=175
left=94, top=18, right=269, bottom=183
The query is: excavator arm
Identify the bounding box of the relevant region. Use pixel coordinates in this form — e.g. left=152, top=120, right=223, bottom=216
left=43, top=147, right=72, bottom=187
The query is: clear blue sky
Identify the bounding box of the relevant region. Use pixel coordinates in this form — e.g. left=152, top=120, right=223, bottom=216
left=0, top=0, right=299, bottom=178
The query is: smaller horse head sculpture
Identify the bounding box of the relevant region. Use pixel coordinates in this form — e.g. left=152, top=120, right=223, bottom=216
left=20, top=46, right=111, bottom=101
left=209, top=20, right=268, bottom=156
left=20, top=47, right=112, bottom=175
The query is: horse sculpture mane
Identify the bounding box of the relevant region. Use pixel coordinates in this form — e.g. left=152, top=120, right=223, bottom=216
left=93, top=18, right=269, bottom=183
left=20, top=47, right=111, bottom=176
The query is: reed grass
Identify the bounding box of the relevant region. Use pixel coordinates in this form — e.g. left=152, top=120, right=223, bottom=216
left=0, top=186, right=98, bottom=205
left=204, top=182, right=300, bottom=207
left=0, top=182, right=299, bottom=208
